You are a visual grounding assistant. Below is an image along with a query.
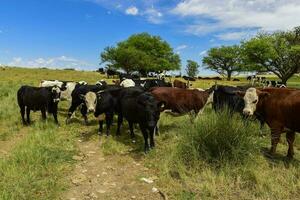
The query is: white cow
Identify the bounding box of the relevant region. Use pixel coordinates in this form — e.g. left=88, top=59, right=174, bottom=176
left=120, top=79, right=135, bottom=87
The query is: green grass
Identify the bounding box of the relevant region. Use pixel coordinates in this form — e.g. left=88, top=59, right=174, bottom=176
left=0, top=66, right=300, bottom=199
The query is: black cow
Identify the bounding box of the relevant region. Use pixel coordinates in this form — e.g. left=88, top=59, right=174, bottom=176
left=116, top=88, right=163, bottom=152
left=182, top=76, right=196, bottom=81
left=17, top=85, right=61, bottom=125
left=132, top=79, right=172, bottom=90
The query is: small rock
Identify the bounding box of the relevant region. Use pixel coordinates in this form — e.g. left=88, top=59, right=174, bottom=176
left=82, top=169, right=88, bottom=173
left=97, top=174, right=100, bottom=177
left=140, top=177, right=153, bottom=184
left=72, top=155, right=84, bottom=161
left=71, top=174, right=87, bottom=186
left=78, top=139, right=82, bottom=142
left=152, top=187, right=159, bottom=193
left=90, top=192, right=98, bottom=199
left=97, top=189, right=106, bottom=194
left=102, top=172, right=108, bottom=175
left=131, top=196, right=136, bottom=199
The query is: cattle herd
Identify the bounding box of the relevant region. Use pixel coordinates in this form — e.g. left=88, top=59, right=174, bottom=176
left=16, top=76, right=300, bottom=158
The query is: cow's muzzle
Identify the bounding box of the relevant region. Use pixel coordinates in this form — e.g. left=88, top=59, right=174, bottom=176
left=243, top=109, right=253, bottom=116
left=88, top=108, right=95, bottom=113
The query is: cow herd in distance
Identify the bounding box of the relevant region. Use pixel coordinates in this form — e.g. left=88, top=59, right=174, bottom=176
left=17, top=72, right=300, bottom=158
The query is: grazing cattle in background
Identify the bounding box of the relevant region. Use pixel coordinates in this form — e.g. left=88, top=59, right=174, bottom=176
left=173, top=79, right=188, bottom=89
left=96, top=80, right=107, bottom=86
left=239, top=87, right=300, bottom=158
left=116, top=88, right=163, bottom=152
left=120, top=79, right=136, bottom=88
left=262, top=80, right=286, bottom=88
left=182, top=76, right=196, bottom=81
left=97, top=68, right=105, bottom=74
left=106, top=69, right=119, bottom=78
left=17, top=85, right=61, bottom=125
left=149, top=86, right=215, bottom=117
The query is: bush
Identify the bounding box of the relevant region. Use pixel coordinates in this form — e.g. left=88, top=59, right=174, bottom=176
left=173, top=110, right=260, bottom=169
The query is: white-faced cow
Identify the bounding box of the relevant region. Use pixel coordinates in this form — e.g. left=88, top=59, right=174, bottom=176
left=238, top=87, right=300, bottom=158
left=17, top=85, right=61, bottom=125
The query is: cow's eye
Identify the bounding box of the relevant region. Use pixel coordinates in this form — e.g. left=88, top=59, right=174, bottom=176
left=252, top=100, right=258, bottom=104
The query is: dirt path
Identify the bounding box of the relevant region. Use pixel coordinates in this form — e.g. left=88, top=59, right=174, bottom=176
left=63, top=136, right=165, bottom=200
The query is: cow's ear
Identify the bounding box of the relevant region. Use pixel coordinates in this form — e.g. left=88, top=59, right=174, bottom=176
left=96, top=90, right=104, bottom=97
left=236, top=91, right=245, bottom=97
left=79, top=94, right=85, bottom=100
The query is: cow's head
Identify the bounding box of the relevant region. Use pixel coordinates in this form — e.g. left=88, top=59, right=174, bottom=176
left=137, top=93, right=164, bottom=128
left=237, top=88, right=269, bottom=116
left=51, top=86, right=61, bottom=103
left=80, top=92, right=97, bottom=113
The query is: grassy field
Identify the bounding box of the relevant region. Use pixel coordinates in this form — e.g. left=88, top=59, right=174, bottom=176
left=1, top=67, right=300, bottom=199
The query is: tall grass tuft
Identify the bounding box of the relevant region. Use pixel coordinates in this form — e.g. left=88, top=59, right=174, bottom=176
left=171, top=109, right=260, bottom=170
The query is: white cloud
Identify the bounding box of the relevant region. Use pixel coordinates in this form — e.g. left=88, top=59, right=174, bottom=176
left=173, top=0, right=300, bottom=36
left=144, top=7, right=163, bottom=24
left=175, top=44, right=188, bottom=51
left=215, top=31, right=257, bottom=41
left=125, top=6, right=139, bottom=15
left=7, top=56, right=93, bottom=70
left=199, top=50, right=207, bottom=56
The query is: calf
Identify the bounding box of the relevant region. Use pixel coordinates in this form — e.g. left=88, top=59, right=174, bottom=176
left=116, top=89, right=163, bottom=152
left=239, top=87, right=300, bottom=158
left=17, top=85, right=61, bottom=125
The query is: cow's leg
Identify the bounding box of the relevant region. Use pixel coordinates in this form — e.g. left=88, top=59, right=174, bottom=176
left=80, top=105, right=88, bottom=125
left=52, top=108, right=58, bottom=124
left=98, top=120, right=103, bottom=135
left=20, top=105, right=26, bottom=125
left=105, top=113, right=113, bottom=136
left=259, top=121, right=265, bottom=137
left=26, top=107, right=31, bottom=124
left=286, top=131, right=295, bottom=158
left=116, top=113, right=123, bottom=136
left=41, top=107, right=47, bottom=121
left=128, top=121, right=136, bottom=143
left=140, top=124, right=150, bottom=152
left=66, top=102, right=79, bottom=124
left=148, top=126, right=155, bottom=149
left=154, top=122, right=159, bottom=136
left=269, top=127, right=282, bottom=156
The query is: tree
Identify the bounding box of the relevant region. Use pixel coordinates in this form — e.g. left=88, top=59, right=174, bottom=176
left=185, top=60, right=199, bottom=77
left=202, top=45, right=242, bottom=80
left=242, top=27, right=300, bottom=84
left=100, top=33, right=181, bottom=75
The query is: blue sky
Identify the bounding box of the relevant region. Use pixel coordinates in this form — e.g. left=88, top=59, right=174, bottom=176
left=0, top=0, right=299, bottom=75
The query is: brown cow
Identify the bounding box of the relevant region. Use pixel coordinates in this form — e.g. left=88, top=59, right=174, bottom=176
left=239, top=87, right=300, bottom=158
left=149, top=86, right=215, bottom=117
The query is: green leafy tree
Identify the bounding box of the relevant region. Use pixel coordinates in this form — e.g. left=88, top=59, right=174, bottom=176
left=185, top=60, right=199, bottom=77
left=242, top=27, right=300, bottom=84
left=202, top=45, right=242, bottom=80
left=101, top=33, right=181, bottom=75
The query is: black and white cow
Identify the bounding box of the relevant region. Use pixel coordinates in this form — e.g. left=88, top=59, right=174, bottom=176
left=66, top=84, right=120, bottom=124
left=116, top=88, right=163, bottom=152
left=39, top=80, right=87, bottom=101
left=95, top=80, right=107, bottom=86
left=120, top=78, right=172, bottom=90
left=17, top=85, right=61, bottom=125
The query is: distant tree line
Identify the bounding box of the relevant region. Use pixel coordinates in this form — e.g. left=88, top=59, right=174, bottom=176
left=202, top=26, right=300, bottom=83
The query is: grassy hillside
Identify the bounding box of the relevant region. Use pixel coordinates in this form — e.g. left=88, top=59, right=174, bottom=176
left=0, top=67, right=300, bottom=199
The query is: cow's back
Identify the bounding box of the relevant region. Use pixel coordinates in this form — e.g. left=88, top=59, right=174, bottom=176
left=18, top=86, right=49, bottom=109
